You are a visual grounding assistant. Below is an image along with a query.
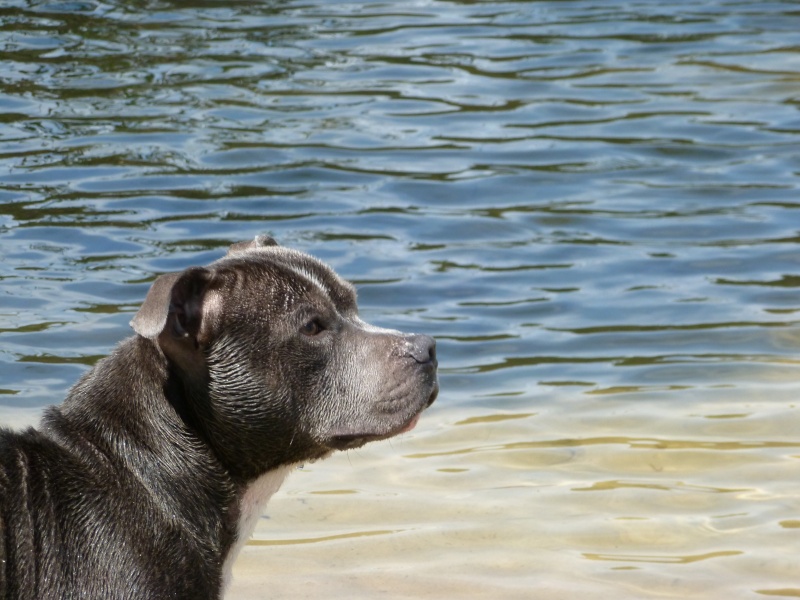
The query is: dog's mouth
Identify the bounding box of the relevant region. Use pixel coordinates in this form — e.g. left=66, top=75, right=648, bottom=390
left=400, top=413, right=421, bottom=434
left=328, top=413, right=421, bottom=450
left=327, top=386, right=438, bottom=451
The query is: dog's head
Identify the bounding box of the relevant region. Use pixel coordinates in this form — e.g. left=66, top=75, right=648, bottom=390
left=130, top=236, right=438, bottom=480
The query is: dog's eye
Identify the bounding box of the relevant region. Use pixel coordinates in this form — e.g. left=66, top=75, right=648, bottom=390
left=300, top=319, right=324, bottom=337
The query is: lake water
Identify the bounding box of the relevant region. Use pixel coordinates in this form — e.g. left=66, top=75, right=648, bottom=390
left=2, top=1, right=800, bottom=598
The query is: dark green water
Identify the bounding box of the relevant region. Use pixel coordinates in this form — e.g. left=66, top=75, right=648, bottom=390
left=2, top=1, right=800, bottom=598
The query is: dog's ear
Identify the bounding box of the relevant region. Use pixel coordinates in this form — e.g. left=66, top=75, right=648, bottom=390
left=130, top=267, right=214, bottom=342
left=226, top=234, right=279, bottom=256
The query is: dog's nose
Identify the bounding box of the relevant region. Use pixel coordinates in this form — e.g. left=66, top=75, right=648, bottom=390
left=405, top=334, right=437, bottom=365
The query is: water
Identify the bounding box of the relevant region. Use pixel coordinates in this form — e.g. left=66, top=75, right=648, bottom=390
left=2, top=1, right=800, bottom=597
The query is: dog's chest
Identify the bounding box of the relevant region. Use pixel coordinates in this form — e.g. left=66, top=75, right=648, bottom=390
left=222, top=464, right=296, bottom=592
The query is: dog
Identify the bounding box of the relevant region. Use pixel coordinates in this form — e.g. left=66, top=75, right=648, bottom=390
left=0, top=235, right=438, bottom=599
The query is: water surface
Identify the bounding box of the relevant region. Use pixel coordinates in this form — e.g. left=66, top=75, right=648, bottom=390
left=2, top=1, right=800, bottom=598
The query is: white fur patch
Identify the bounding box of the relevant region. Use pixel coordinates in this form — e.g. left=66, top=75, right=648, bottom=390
left=221, top=464, right=296, bottom=593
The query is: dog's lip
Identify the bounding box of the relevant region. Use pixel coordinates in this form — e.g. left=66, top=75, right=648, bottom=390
left=399, top=413, right=421, bottom=434
left=327, top=409, right=426, bottom=450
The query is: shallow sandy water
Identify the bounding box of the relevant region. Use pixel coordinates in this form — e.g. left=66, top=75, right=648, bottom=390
left=228, top=382, right=800, bottom=599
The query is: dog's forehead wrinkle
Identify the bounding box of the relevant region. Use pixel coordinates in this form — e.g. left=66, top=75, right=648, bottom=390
left=214, top=247, right=355, bottom=309
left=285, top=263, right=329, bottom=298
left=274, top=264, right=356, bottom=316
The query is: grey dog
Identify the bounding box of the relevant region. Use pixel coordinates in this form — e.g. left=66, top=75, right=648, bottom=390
left=0, top=236, right=438, bottom=599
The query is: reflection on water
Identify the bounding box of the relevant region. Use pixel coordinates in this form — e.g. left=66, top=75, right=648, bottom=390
left=2, top=0, right=800, bottom=597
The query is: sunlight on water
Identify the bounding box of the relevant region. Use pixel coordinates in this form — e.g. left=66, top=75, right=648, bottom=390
left=2, top=0, right=800, bottom=598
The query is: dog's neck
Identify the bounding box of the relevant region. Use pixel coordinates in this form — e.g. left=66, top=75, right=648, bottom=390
left=49, top=336, right=296, bottom=596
